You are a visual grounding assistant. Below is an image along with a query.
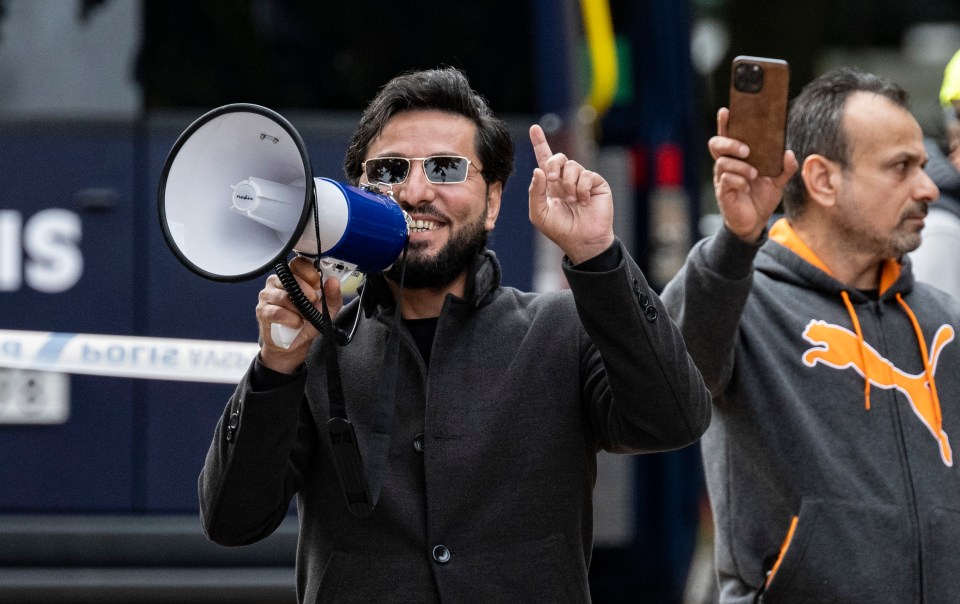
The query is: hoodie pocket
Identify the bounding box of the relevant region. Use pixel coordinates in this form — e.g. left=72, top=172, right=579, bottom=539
left=761, top=498, right=914, bottom=603
left=924, top=506, right=960, bottom=604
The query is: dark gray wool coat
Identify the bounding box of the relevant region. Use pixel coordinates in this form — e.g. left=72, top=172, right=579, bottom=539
left=199, top=241, right=711, bottom=603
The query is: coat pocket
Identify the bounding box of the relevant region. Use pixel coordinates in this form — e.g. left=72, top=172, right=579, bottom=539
left=447, top=533, right=586, bottom=602
left=308, top=550, right=436, bottom=603
left=761, top=498, right=914, bottom=603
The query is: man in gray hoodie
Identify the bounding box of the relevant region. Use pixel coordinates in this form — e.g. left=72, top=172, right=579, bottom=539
left=663, top=68, right=960, bottom=603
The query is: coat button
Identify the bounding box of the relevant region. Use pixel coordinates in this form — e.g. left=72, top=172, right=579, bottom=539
left=432, top=545, right=451, bottom=564
left=226, top=404, right=241, bottom=442
left=638, top=291, right=649, bottom=307
left=644, top=306, right=658, bottom=322
left=413, top=433, right=425, bottom=453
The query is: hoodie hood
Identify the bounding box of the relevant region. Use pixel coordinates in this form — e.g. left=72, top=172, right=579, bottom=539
left=761, top=218, right=909, bottom=299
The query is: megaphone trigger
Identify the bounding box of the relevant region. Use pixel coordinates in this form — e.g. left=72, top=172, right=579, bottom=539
left=269, top=256, right=365, bottom=349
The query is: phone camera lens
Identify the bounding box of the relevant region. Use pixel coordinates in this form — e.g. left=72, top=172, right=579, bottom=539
left=735, top=63, right=765, bottom=93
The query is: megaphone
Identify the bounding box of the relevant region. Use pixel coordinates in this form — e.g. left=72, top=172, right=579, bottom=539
left=158, top=103, right=410, bottom=347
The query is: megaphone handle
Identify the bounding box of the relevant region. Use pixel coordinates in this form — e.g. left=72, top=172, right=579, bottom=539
left=273, top=260, right=326, bottom=349
left=271, top=323, right=302, bottom=349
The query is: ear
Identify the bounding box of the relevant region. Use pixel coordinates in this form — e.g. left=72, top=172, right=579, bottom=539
left=800, top=154, right=842, bottom=209
left=484, top=181, right=503, bottom=231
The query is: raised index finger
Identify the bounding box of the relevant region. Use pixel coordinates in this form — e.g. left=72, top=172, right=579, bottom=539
left=529, top=124, right=553, bottom=169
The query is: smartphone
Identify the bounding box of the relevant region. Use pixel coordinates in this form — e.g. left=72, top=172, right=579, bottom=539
left=727, top=56, right=790, bottom=176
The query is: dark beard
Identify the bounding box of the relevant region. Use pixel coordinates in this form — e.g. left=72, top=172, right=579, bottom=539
left=385, top=210, right=488, bottom=289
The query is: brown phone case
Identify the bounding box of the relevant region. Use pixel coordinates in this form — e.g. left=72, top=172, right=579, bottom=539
left=727, top=56, right=790, bottom=176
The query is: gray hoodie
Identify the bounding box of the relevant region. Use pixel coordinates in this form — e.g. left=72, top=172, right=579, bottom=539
left=663, top=220, right=960, bottom=603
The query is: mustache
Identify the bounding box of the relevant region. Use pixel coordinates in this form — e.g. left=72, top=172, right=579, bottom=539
left=902, top=203, right=929, bottom=221
left=400, top=202, right=447, bottom=221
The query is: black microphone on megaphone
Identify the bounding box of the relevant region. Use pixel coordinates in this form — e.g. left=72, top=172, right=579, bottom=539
left=157, top=103, right=410, bottom=347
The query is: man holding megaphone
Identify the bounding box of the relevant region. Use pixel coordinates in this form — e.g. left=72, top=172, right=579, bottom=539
left=196, top=67, right=710, bottom=602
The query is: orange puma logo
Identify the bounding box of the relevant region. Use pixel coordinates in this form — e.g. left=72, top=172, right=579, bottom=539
left=801, top=320, right=955, bottom=467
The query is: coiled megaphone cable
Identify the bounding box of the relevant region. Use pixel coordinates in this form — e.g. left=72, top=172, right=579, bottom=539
left=273, top=260, right=356, bottom=346
left=272, top=185, right=409, bottom=517
left=274, top=261, right=324, bottom=331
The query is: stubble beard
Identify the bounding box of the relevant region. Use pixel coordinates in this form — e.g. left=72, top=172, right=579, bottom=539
left=836, top=190, right=927, bottom=258
left=889, top=202, right=929, bottom=257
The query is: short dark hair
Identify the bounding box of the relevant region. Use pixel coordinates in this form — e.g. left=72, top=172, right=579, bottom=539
left=782, top=68, right=909, bottom=217
left=343, top=67, right=515, bottom=188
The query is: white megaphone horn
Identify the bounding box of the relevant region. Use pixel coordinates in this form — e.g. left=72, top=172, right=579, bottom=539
left=158, top=103, right=410, bottom=347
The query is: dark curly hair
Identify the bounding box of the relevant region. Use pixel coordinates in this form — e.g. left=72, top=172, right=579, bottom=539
left=343, top=67, right=514, bottom=189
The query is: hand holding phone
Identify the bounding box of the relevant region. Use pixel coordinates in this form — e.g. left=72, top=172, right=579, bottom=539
left=727, top=56, right=790, bottom=176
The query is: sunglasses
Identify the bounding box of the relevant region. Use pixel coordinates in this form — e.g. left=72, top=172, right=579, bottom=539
left=362, top=155, right=480, bottom=185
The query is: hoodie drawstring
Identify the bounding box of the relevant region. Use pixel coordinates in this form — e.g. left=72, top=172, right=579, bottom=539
left=895, top=293, right=945, bottom=432
left=839, top=290, right=945, bottom=438
left=840, top=291, right=872, bottom=410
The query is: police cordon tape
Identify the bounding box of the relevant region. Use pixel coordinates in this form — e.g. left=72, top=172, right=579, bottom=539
left=0, top=329, right=260, bottom=384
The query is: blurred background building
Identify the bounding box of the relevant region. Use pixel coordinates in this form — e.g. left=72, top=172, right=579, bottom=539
left=0, top=1, right=957, bottom=602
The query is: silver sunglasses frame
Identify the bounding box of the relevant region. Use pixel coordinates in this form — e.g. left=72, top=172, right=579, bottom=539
left=361, top=155, right=481, bottom=185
